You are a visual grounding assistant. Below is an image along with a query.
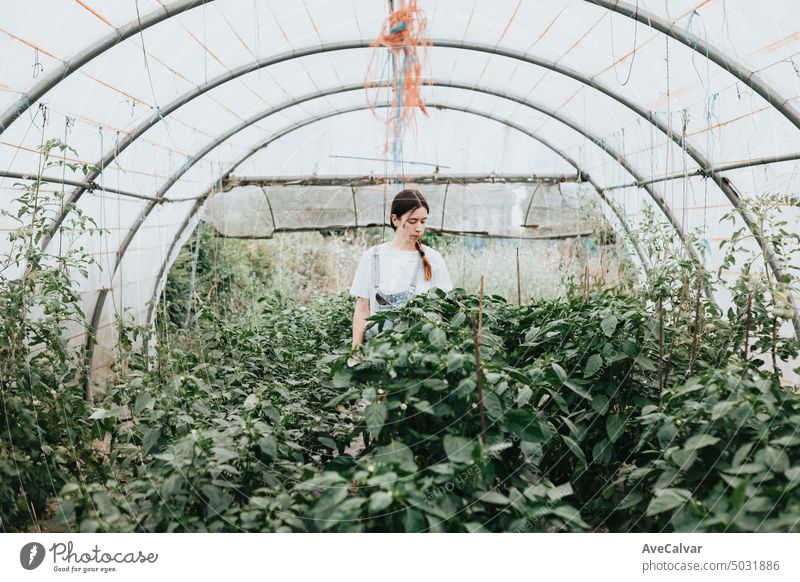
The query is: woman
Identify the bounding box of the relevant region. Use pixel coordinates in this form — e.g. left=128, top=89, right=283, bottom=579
left=349, top=189, right=453, bottom=349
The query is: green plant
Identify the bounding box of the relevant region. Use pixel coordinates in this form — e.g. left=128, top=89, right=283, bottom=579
left=0, top=139, right=108, bottom=531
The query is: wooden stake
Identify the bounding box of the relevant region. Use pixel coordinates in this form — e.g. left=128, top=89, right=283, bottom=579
left=471, top=276, right=487, bottom=445
left=663, top=291, right=688, bottom=393
left=658, top=296, right=664, bottom=395
left=583, top=265, right=589, bottom=303
left=772, top=316, right=779, bottom=378
left=516, top=247, right=521, bottom=307
left=479, top=275, right=484, bottom=331
left=688, top=278, right=702, bottom=375
left=743, top=292, right=753, bottom=363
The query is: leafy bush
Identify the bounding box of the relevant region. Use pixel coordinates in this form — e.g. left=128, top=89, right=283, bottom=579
left=0, top=140, right=108, bottom=531
left=7, top=169, right=799, bottom=532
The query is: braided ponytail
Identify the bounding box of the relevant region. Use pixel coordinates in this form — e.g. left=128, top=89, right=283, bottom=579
left=391, top=188, right=434, bottom=281
left=415, top=239, right=433, bottom=281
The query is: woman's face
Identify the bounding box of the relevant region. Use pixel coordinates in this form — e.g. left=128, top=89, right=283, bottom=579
left=393, top=206, right=428, bottom=243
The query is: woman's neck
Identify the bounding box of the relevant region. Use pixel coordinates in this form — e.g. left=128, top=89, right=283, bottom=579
left=390, top=237, right=417, bottom=252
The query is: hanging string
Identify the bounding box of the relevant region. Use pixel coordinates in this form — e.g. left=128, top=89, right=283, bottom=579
left=366, top=0, right=430, bottom=174
left=58, top=116, right=75, bottom=258
left=30, top=105, right=48, bottom=263
left=608, top=0, right=639, bottom=86
left=133, top=0, right=180, bottom=151
left=681, top=108, right=689, bottom=235
left=253, top=0, right=261, bottom=80
left=664, top=34, right=674, bottom=226
left=98, top=127, right=113, bottom=302
left=202, top=0, right=208, bottom=84
left=703, top=92, right=720, bottom=138
left=97, top=125, right=123, bottom=340
left=380, top=0, right=393, bottom=243
left=684, top=10, right=712, bottom=95
left=185, top=221, right=204, bottom=327
left=31, top=47, right=43, bottom=79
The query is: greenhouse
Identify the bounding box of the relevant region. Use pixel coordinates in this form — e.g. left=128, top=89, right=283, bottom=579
left=1, top=0, right=800, bottom=535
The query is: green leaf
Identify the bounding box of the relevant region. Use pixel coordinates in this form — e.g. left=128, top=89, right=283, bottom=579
left=583, top=354, right=604, bottom=378
left=784, top=467, right=800, bottom=491
left=516, top=386, right=533, bottom=406
left=312, top=487, right=349, bottom=519
left=634, top=356, right=657, bottom=371
left=772, top=435, right=800, bottom=447
left=561, top=435, right=587, bottom=468
left=669, top=448, right=697, bottom=471
left=683, top=434, right=720, bottom=451
left=605, top=413, right=625, bottom=443
left=443, top=435, right=477, bottom=464
left=403, top=508, right=426, bottom=532
left=617, top=490, right=644, bottom=510
left=563, top=380, right=592, bottom=400
left=324, top=388, right=359, bottom=408
left=504, top=409, right=551, bottom=443
left=201, top=484, right=231, bottom=515
left=133, top=393, right=155, bottom=415
left=483, top=391, right=503, bottom=420
left=592, top=440, right=612, bottom=465
left=551, top=362, right=568, bottom=382
left=601, top=314, right=618, bottom=337
left=243, top=393, right=259, bottom=411
left=317, top=436, right=338, bottom=450
left=258, top=435, right=277, bottom=458
left=546, top=482, right=573, bottom=501
left=428, top=327, right=447, bottom=349
left=368, top=491, right=393, bottom=513
left=711, top=401, right=735, bottom=420
left=296, top=472, right=345, bottom=491
left=88, top=406, right=126, bottom=420
left=142, top=427, right=160, bottom=454
left=591, top=394, right=610, bottom=414
left=479, top=491, right=510, bottom=505
left=550, top=505, right=589, bottom=529
left=364, top=402, right=387, bottom=439
left=645, top=488, right=692, bottom=516
left=374, top=441, right=418, bottom=472
left=367, top=472, right=398, bottom=487
left=722, top=463, right=766, bottom=475
left=332, top=368, right=352, bottom=388
left=446, top=351, right=466, bottom=374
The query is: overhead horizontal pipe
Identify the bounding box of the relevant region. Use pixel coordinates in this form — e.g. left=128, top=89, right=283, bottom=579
left=213, top=225, right=595, bottom=241
left=604, top=152, right=800, bottom=191
left=221, top=173, right=584, bottom=190
left=0, top=170, right=163, bottom=202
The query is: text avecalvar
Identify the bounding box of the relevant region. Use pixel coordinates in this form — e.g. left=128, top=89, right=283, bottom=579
left=642, top=544, right=702, bottom=554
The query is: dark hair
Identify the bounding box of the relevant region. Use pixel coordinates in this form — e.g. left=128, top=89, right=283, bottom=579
left=390, top=189, right=432, bottom=281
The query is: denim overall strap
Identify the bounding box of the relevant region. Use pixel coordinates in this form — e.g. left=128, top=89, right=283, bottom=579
left=371, top=247, right=380, bottom=291
left=408, top=253, right=422, bottom=292
left=372, top=245, right=423, bottom=293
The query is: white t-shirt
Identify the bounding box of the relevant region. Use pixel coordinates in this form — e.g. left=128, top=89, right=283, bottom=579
left=350, top=242, right=453, bottom=314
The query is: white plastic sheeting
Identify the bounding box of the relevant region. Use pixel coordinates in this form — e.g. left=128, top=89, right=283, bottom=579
left=202, top=181, right=602, bottom=238
left=0, top=0, right=799, bottom=385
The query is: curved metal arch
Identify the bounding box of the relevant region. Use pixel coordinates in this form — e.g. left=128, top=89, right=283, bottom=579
left=141, top=99, right=653, bottom=329
left=98, top=77, right=706, bottom=331
left=0, top=0, right=212, bottom=134
left=42, top=38, right=713, bottom=254
left=586, top=0, right=800, bottom=130
left=5, top=0, right=798, bottom=138
left=44, top=39, right=794, bottom=337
